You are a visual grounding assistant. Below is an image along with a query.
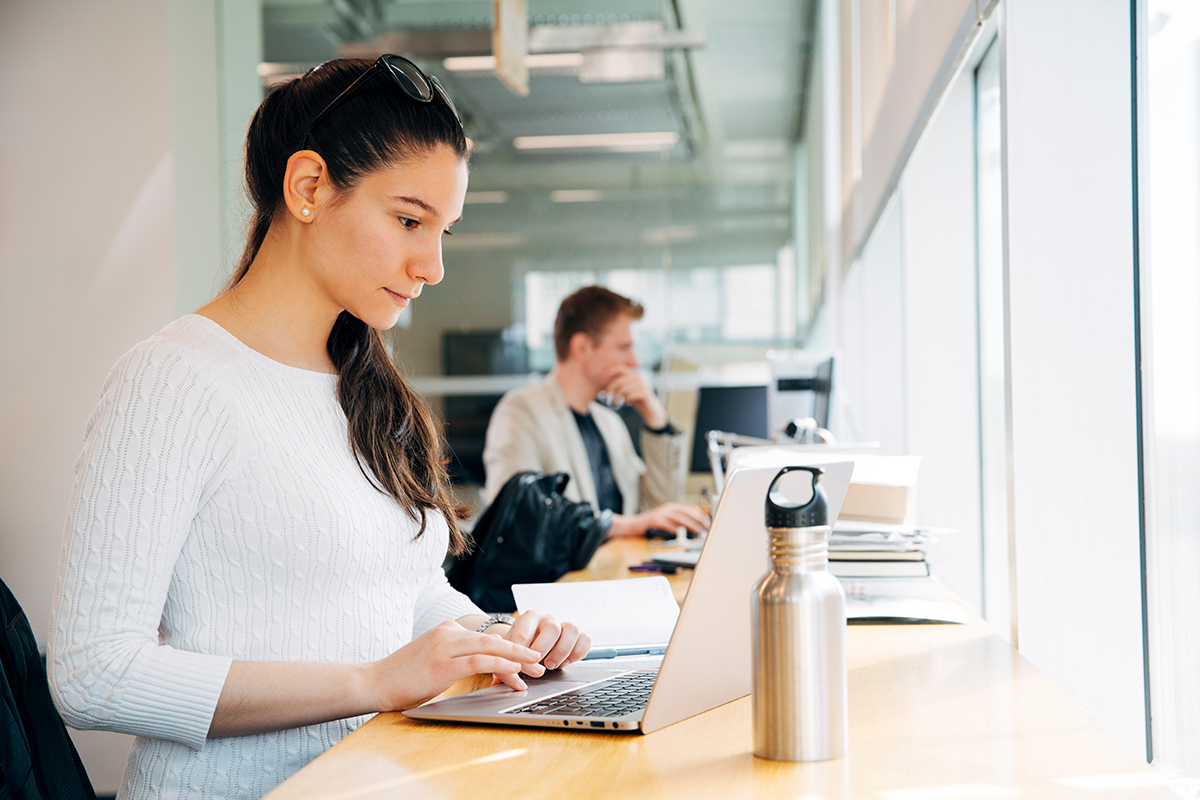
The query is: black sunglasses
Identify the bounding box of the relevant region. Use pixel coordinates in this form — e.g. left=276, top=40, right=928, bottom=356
left=298, top=54, right=462, bottom=151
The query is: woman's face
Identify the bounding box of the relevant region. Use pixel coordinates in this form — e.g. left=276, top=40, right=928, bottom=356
left=310, top=143, right=468, bottom=330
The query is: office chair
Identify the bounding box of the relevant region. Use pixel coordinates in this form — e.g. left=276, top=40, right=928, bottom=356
left=1, top=575, right=96, bottom=800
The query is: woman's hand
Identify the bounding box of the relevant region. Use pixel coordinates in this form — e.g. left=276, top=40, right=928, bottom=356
left=501, top=610, right=591, bottom=673
left=367, top=620, right=544, bottom=711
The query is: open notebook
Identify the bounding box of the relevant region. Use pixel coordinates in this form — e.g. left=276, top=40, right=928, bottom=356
left=403, top=461, right=856, bottom=734
left=513, top=577, right=680, bottom=660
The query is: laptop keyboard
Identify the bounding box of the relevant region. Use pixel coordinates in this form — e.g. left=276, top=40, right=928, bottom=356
left=505, top=670, right=658, bottom=718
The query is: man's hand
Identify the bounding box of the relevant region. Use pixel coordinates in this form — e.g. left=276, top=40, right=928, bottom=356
left=609, top=502, right=711, bottom=539
left=599, top=368, right=668, bottom=430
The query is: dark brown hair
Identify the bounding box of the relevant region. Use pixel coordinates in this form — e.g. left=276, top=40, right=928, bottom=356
left=229, top=58, right=470, bottom=554
left=553, top=285, right=645, bottom=362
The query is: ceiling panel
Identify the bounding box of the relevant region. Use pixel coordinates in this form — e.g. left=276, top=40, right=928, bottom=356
left=445, top=70, right=692, bottom=158
left=260, top=0, right=813, bottom=267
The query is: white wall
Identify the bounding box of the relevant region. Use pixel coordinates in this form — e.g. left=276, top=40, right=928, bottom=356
left=0, top=4, right=175, bottom=791
left=0, top=0, right=175, bottom=639
left=0, top=1, right=259, bottom=791
left=1001, top=0, right=1147, bottom=758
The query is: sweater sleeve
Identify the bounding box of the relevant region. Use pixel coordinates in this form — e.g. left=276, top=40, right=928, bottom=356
left=48, top=343, right=239, bottom=750
left=412, top=564, right=484, bottom=635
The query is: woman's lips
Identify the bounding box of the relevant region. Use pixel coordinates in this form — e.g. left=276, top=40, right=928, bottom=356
left=384, top=287, right=411, bottom=307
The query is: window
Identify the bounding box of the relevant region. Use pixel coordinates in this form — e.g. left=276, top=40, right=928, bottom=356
left=521, top=263, right=793, bottom=371
left=974, top=38, right=1010, bottom=639
left=1140, top=0, right=1200, bottom=781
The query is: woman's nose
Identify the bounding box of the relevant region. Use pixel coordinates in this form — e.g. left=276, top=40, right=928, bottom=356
left=410, top=237, right=445, bottom=286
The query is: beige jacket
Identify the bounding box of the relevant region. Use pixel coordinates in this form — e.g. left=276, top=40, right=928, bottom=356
left=481, top=375, right=687, bottom=513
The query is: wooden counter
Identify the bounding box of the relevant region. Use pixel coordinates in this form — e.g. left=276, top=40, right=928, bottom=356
left=267, top=539, right=1171, bottom=800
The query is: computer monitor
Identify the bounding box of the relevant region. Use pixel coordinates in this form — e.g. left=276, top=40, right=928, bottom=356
left=689, top=385, right=769, bottom=473
left=773, top=357, right=833, bottom=430
left=768, top=351, right=836, bottom=435
left=442, top=330, right=529, bottom=485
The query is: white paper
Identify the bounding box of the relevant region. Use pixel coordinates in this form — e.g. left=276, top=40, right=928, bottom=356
left=512, top=577, right=680, bottom=649
left=845, top=595, right=968, bottom=624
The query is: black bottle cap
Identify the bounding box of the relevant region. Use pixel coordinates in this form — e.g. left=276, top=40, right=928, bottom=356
left=765, top=466, right=828, bottom=528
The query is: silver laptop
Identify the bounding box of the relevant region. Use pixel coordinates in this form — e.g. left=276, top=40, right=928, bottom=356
left=403, top=461, right=855, bottom=734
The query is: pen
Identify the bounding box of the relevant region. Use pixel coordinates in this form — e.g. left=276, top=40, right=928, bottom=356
left=628, top=563, right=679, bottom=574
left=583, top=645, right=668, bottom=661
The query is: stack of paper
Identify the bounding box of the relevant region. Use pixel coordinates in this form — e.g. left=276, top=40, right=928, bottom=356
left=831, top=520, right=937, bottom=592
left=724, top=448, right=965, bottom=623
left=830, top=521, right=965, bottom=623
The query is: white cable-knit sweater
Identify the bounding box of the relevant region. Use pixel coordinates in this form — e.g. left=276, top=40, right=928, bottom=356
left=48, top=315, right=482, bottom=799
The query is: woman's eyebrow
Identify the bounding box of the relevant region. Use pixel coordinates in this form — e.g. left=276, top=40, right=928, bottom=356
left=389, top=194, right=461, bottom=225
left=390, top=194, right=437, bottom=214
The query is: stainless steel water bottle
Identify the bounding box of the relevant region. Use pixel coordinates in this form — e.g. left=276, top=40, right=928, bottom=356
left=752, top=465, right=848, bottom=761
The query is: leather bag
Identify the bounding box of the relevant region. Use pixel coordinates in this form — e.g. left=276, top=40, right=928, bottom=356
left=447, top=472, right=612, bottom=612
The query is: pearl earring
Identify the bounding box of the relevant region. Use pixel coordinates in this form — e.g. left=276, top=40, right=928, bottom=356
left=301, top=208, right=311, bottom=217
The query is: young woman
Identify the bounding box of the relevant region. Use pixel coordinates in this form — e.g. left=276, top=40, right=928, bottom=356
left=48, top=56, right=589, bottom=799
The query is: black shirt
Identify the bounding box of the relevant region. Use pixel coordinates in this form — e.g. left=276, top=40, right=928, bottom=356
left=572, top=410, right=624, bottom=514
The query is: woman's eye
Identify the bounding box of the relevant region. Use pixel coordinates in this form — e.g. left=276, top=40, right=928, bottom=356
left=399, top=217, right=419, bottom=229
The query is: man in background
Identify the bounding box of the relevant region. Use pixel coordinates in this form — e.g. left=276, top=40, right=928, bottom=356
left=482, top=286, right=709, bottom=538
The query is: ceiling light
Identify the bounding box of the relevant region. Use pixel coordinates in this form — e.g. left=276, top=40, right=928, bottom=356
left=723, top=139, right=790, bottom=160
left=643, top=225, right=698, bottom=244
left=443, top=233, right=527, bottom=250
left=551, top=189, right=605, bottom=203
left=465, top=191, right=510, bottom=204
left=444, top=56, right=496, bottom=72
left=512, top=132, right=679, bottom=152
left=443, top=53, right=585, bottom=72
left=579, top=49, right=664, bottom=83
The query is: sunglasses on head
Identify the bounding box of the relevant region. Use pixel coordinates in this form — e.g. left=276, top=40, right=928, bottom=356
left=298, top=54, right=462, bottom=151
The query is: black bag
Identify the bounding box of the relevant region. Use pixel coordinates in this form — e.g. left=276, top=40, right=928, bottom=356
left=447, top=472, right=612, bottom=612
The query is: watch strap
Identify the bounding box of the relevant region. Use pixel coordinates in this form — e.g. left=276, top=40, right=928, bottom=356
left=475, top=613, right=516, bottom=633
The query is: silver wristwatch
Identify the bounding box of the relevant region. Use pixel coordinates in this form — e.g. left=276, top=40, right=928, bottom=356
left=475, top=613, right=516, bottom=633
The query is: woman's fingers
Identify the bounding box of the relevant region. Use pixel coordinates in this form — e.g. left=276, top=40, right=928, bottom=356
left=457, top=631, right=541, bottom=664
left=492, top=667, right=528, bottom=691
left=526, top=616, right=563, bottom=660
left=503, top=614, right=550, bottom=676
left=449, top=635, right=543, bottom=689
left=542, top=623, right=584, bottom=670
left=562, top=632, right=592, bottom=668
left=500, top=613, right=588, bottom=675
left=505, top=611, right=539, bottom=648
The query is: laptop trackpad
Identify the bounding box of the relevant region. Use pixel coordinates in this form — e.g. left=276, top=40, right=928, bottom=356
left=408, top=678, right=592, bottom=718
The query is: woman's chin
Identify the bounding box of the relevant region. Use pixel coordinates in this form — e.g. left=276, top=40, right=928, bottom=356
left=350, top=307, right=403, bottom=331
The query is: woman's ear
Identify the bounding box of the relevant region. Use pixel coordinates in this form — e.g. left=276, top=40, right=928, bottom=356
left=283, top=150, right=328, bottom=223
